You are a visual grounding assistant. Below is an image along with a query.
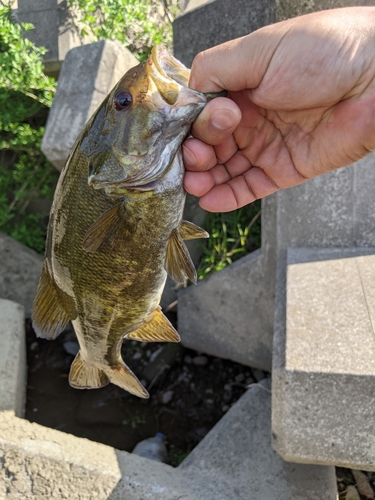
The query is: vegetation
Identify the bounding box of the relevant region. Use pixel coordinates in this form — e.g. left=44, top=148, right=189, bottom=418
left=0, top=4, right=58, bottom=253
left=68, top=0, right=182, bottom=61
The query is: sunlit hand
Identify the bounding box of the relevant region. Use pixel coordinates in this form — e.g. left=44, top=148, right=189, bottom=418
left=183, top=7, right=375, bottom=212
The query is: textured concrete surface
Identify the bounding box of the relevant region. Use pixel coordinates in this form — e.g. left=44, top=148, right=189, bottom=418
left=42, top=40, right=138, bottom=170
left=0, top=300, right=26, bottom=418
left=273, top=248, right=375, bottom=470
left=178, top=249, right=273, bottom=371
left=0, top=232, right=43, bottom=318
left=180, top=379, right=338, bottom=500
left=173, top=0, right=275, bottom=67
left=0, top=411, right=197, bottom=500
left=17, top=0, right=90, bottom=75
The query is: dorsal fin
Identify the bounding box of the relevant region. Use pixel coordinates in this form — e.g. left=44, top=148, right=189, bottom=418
left=82, top=202, right=135, bottom=253
left=165, top=229, right=197, bottom=285
left=178, top=220, right=209, bottom=240
left=125, top=307, right=180, bottom=343
left=32, top=263, right=76, bottom=339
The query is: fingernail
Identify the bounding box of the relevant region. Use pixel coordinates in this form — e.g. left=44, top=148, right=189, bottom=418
left=211, top=110, right=236, bottom=131
left=182, top=145, right=197, bottom=165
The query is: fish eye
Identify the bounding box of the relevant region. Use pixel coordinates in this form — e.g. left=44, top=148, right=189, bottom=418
left=114, top=91, right=132, bottom=111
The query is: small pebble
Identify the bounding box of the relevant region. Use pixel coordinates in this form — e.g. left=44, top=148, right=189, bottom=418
left=132, top=352, right=142, bottom=360
left=223, top=384, right=232, bottom=392
left=30, top=342, right=39, bottom=351
left=190, top=382, right=195, bottom=389
left=252, top=369, right=265, bottom=382
left=246, top=377, right=255, bottom=385
left=192, top=356, right=208, bottom=366
left=184, top=355, right=192, bottom=364
left=235, top=373, right=245, bottom=383
left=205, top=388, right=213, bottom=395
left=221, top=405, right=229, bottom=413
left=149, top=346, right=163, bottom=363
left=146, top=350, right=152, bottom=358
left=161, top=390, right=174, bottom=404
left=140, top=379, right=147, bottom=387
left=206, top=399, right=214, bottom=405
left=63, top=341, right=80, bottom=356
left=32, top=408, right=38, bottom=413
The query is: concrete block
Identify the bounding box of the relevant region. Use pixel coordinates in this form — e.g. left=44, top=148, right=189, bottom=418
left=173, top=0, right=275, bottom=67
left=0, top=300, right=26, bottom=418
left=276, top=0, right=375, bottom=23
left=17, top=0, right=89, bottom=76
left=0, top=232, right=43, bottom=318
left=180, top=379, right=338, bottom=500
left=41, top=40, right=138, bottom=171
left=178, top=248, right=274, bottom=372
left=0, top=411, right=197, bottom=500
left=272, top=247, right=375, bottom=470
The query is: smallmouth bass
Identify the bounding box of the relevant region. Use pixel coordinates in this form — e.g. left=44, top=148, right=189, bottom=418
left=32, top=46, right=223, bottom=398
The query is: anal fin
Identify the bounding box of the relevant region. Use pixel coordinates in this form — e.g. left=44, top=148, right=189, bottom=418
left=178, top=220, right=209, bottom=240
left=32, top=263, right=74, bottom=339
left=125, top=307, right=180, bottom=343
left=165, top=229, right=197, bottom=285
left=69, top=352, right=109, bottom=389
left=106, top=361, right=149, bottom=399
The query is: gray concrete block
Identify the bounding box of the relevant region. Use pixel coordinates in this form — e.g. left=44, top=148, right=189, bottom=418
left=277, top=0, right=375, bottom=22
left=0, top=232, right=43, bottom=318
left=0, top=300, right=26, bottom=418
left=17, top=0, right=89, bottom=75
left=272, top=247, right=375, bottom=470
left=41, top=40, right=138, bottom=171
left=173, top=0, right=275, bottom=67
left=180, top=378, right=338, bottom=500
left=178, top=248, right=274, bottom=372
left=0, top=412, right=197, bottom=500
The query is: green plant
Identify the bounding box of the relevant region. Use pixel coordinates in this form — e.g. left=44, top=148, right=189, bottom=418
left=197, top=201, right=261, bottom=280
left=0, top=4, right=58, bottom=253
left=69, top=0, right=182, bottom=61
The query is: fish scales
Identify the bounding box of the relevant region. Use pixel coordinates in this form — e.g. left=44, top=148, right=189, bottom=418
left=32, top=46, right=220, bottom=398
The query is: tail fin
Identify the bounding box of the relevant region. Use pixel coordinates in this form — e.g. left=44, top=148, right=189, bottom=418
left=69, top=352, right=109, bottom=389
left=68, top=352, right=149, bottom=399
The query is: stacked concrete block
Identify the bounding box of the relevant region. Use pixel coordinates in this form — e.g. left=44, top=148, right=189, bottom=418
left=0, top=233, right=43, bottom=318
left=173, top=0, right=275, bottom=67
left=41, top=40, right=138, bottom=171
left=277, top=0, right=375, bottom=22
left=17, top=0, right=90, bottom=76
left=272, top=248, right=375, bottom=470
left=0, top=300, right=26, bottom=418
left=180, top=379, right=338, bottom=499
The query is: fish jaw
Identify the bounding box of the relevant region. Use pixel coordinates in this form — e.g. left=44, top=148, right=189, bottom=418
left=83, top=46, right=207, bottom=193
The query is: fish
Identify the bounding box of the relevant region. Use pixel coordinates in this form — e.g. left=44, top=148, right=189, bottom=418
left=32, top=46, right=223, bottom=399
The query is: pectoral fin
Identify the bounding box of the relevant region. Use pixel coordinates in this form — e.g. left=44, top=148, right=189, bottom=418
left=125, top=307, right=180, bottom=343
left=83, top=202, right=135, bottom=253
left=178, top=220, right=209, bottom=240
left=165, top=229, right=197, bottom=285
left=32, top=263, right=75, bottom=340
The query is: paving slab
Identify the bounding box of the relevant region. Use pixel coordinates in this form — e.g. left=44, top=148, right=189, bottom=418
left=173, top=0, right=275, bottom=67
left=0, top=232, right=43, bottom=318
left=180, top=378, right=338, bottom=500
left=178, top=248, right=274, bottom=371
left=42, top=40, right=138, bottom=171
left=272, top=247, right=375, bottom=470
left=0, top=300, right=26, bottom=418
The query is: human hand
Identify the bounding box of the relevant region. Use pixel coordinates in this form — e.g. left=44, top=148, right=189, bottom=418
left=183, top=7, right=375, bottom=212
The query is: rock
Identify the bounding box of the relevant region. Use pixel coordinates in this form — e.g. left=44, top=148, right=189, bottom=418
left=345, top=485, right=361, bottom=500
left=149, top=347, right=163, bottom=363
left=62, top=341, right=79, bottom=356
left=143, top=344, right=183, bottom=383
left=192, top=356, right=208, bottom=366
left=184, top=355, right=192, bottom=364
left=252, top=369, right=265, bottom=382
left=351, top=470, right=374, bottom=499
left=161, top=390, right=174, bottom=405
left=234, top=373, right=245, bottom=383
left=132, top=352, right=142, bottom=360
